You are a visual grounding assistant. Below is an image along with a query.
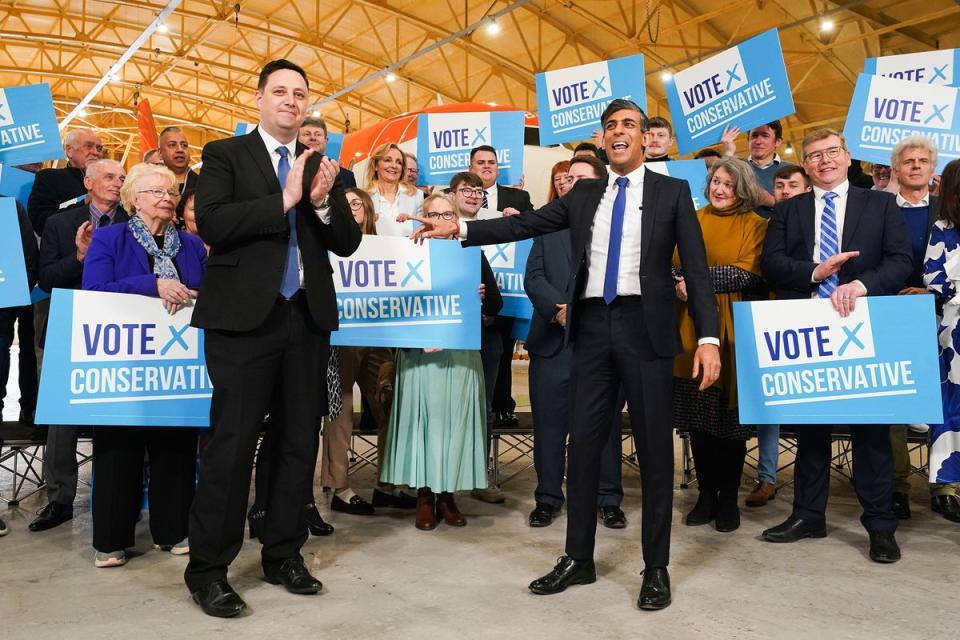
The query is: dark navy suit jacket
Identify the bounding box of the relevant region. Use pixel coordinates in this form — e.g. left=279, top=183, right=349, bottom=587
left=82, top=222, right=208, bottom=295
left=523, top=230, right=571, bottom=358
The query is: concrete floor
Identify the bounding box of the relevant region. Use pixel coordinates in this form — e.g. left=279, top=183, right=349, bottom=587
left=2, top=359, right=960, bottom=639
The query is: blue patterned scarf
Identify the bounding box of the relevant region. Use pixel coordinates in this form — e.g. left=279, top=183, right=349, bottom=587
left=128, top=214, right=181, bottom=281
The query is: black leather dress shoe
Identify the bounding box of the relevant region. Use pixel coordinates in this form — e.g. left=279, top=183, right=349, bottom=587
left=599, top=506, right=627, bottom=529
left=637, top=567, right=671, bottom=610
left=371, top=488, right=418, bottom=509
left=305, top=504, right=334, bottom=536
left=528, top=556, right=596, bottom=595
left=868, top=531, right=901, bottom=563
left=761, top=516, right=827, bottom=543
left=191, top=580, right=246, bottom=618
left=28, top=502, right=73, bottom=532
left=892, top=492, right=911, bottom=520
left=331, top=494, right=375, bottom=516
left=528, top=503, right=559, bottom=528
left=263, top=558, right=323, bottom=594
left=931, top=494, right=960, bottom=523
left=497, top=411, right=520, bottom=426
left=248, top=509, right=265, bottom=540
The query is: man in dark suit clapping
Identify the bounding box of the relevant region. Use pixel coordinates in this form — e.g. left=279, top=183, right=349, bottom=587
left=184, top=59, right=361, bottom=618
left=413, top=99, right=721, bottom=610
left=760, top=128, right=912, bottom=562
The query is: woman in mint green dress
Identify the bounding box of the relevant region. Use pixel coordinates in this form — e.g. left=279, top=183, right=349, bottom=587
left=380, top=193, right=502, bottom=530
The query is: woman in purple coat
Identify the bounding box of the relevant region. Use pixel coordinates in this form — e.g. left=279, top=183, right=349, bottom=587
left=82, top=163, right=207, bottom=568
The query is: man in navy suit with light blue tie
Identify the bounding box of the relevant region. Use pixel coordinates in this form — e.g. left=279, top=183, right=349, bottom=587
left=760, top=128, right=912, bottom=563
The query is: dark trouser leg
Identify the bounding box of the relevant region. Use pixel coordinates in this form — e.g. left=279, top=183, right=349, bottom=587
left=43, top=426, right=80, bottom=505
left=530, top=346, right=572, bottom=509
left=147, top=427, right=198, bottom=546
left=92, top=427, right=145, bottom=553
left=0, top=309, right=13, bottom=416
left=16, top=304, right=38, bottom=417
left=718, top=437, right=747, bottom=504
left=851, top=425, right=897, bottom=534
left=597, top=391, right=626, bottom=509
left=480, top=325, right=503, bottom=418
left=564, top=306, right=620, bottom=561
left=185, top=309, right=288, bottom=592
left=259, top=303, right=328, bottom=570
left=492, top=317, right=516, bottom=414
left=792, top=425, right=832, bottom=525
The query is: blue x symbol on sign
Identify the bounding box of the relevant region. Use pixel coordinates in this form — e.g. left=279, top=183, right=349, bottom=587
left=401, top=260, right=425, bottom=286
left=591, top=76, right=608, bottom=98
left=930, top=64, right=949, bottom=83
left=924, top=104, right=949, bottom=125
left=472, top=127, right=488, bottom=146
left=0, top=101, right=7, bottom=122
left=161, top=324, right=190, bottom=356
left=725, top=64, right=742, bottom=91
left=837, top=322, right=865, bottom=357
left=490, top=244, right=510, bottom=264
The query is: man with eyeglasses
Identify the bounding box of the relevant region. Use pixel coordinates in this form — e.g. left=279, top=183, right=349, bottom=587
left=525, top=155, right=627, bottom=531
left=29, top=159, right=129, bottom=533
left=761, top=128, right=912, bottom=563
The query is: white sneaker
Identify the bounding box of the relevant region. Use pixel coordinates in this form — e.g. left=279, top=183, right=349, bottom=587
left=94, top=550, right=127, bottom=568
left=153, top=538, right=190, bottom=555
left=909, top=424, right=930, bottom=433
left=0, top=517, right=8, bottom=536
left=471, top=486, right=506, bottom=504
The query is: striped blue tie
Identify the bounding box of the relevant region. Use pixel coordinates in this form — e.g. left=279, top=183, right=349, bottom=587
left=817, top=191, right=839, bottom=298
left=276, top=146, right=300, bottom=299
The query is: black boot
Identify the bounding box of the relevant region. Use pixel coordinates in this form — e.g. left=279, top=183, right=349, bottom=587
left=686, top=432, right=718, bottom=526
left=715, top=438, right=746, bottom=532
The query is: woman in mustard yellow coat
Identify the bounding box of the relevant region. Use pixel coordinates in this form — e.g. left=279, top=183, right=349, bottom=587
left=673, top=157, right=768, bottom=533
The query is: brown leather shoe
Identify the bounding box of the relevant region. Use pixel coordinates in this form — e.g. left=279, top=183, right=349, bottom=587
left=415, top=488, right=437, bottom=530
left=436, top=492, right=467, bottom=526
left=745, top=481, right=776, bottom=507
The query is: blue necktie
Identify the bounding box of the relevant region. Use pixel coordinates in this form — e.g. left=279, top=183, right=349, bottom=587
left=602, top=176, right=630, bottom=304
left=276, top=146, right=300, bottom=298
left=817, top=191, right=840, bottom=298
left=482, top=189, right=489, bottom=210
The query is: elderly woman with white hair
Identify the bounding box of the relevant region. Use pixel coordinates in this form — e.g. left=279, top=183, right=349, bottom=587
left=81, top=162, right=207, bottom=568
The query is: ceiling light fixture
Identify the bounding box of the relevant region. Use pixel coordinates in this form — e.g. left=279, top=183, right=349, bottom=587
left=485, top=19, right=501, bottom=36
left=385, top=72, right=397, bottom=83
left=156, top=22, right=169, bottom=34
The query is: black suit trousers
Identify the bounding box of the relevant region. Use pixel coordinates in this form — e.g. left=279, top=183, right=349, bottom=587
left=185, top=296, right=329, bottom=591
left=530, top=343, right=623, bottom=508
left=793, top=424, right=897, bottom=533
left=565, top=298, right=674, bottom=567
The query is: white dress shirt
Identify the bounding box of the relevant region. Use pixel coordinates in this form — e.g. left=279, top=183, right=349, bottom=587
left=372, top=186, right=424, bottom=237
left=483, top=185, right=498, bottom=213
left=256, top=124, right=332, bottom=287
left=896, top=191, right=929, bottom=208
left=582, top=165, right=646, bottom=298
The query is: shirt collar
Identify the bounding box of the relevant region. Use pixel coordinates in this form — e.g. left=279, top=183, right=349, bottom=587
left=812, top=180, right=849, bottom=201
left=89, top=201, right=117, bottom=219
left=256, top=124, right=297, bottom=160
left=608, top=163, right=645, bottom=189
left=749, top=153, right=781, bottom=170
left=896, top=191, right=930, bottom=208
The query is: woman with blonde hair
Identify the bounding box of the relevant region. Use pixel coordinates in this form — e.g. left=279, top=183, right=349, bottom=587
left=364, top=143, right=423, bottom=237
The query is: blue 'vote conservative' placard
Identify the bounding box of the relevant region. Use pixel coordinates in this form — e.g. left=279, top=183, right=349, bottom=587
left=0, top=164, right=36, bottom=206
left=330, top=235, right=482, bottom=349
left=843, top=74, right=959, bottom=174
left=0, top=83, right=64, bottom=166
left=664, top=29, right=795, bottom=156
left=733, top=296, right=942, bottom=425
left=482, top=239, right=533, bottom=320
left=646, top=160, right=709, bottom=211
left=0, top=198, right=30, bottom=309
left=535, top=54, right=647, bottom=146
left=416, top=111, right=525, bottom=185
left=35, top=289, right=213, bottom=427
left=864, top=49, right=960, bottom=88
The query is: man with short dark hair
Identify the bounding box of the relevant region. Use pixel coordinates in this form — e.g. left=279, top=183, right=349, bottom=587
left=722, top=121, right=792, bottom=216
left=298, top=115, right=357, bottom=188
left=30, top=159, right=129, bottom=532
left=185, top=59, right=360, bottom=618
left=871, top=164, right=891, bottom=192
left=157, top=127, right=199, bottom=194
left=644, top=116, right=675, bottom=162
left=572, top=142, right=600, bottom=159
left=694, top=148, right=722, bottom=169
left=414, top=98, right=721, bottom=610
left=27, top=128, right=104, bottom=236
left=760, top=128, right=912, bottom=563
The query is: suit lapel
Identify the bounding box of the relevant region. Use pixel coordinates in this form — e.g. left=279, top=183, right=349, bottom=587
left=799, top=192, right=816, bottom=258
left=841, top=188, right=864, bottom=251
left=638, top=169, right=659, bottom=267
left=929, top=196, right=940, bottom=243
left=245, top=129, right=282, bottom=193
